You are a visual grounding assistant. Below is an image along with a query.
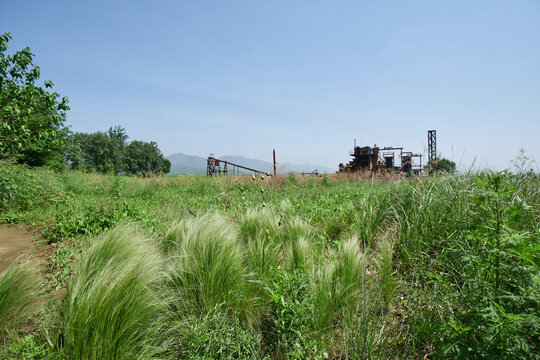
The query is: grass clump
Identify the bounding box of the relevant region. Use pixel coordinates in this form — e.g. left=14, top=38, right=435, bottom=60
left=163, top=213, right=262, bottom=326
left=48, top=226, right=169, bottom=359
left=311, top=237, right=366, bottom=338
left=0, top=259, right=41, bottom=343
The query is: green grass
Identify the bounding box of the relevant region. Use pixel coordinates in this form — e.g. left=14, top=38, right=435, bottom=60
left=0, top=259, right=41, bottom=344
left=0, top=163, right=538, bottom=359
left=47, top=226, right=169, bottom=359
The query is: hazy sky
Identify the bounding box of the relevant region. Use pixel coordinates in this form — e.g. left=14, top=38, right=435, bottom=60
left=2, top=0, right=539, bottom=171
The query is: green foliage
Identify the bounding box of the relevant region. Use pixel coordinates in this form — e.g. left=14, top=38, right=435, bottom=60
left=266, top=269, right=325, bottom=360
left=311, top=238, right=366, bottom=336
left=431, top=157, right=456, bottom=173
left=66, top=126, right=128, bottom=174
left=0, top=161, right=59, bottom=212
left=48, top=227, right=169, bottom=359
left=66, top=126, right=170, bottom=176
left=163, top=214, right=262, bottom=325
left=123, top=140, right=171, bottom=177
left=437, top=171, right=540, bottom=359
left=0, top=335, right=47, bottom=359
left=0, top=164, right=538, bottom=359
left=178, top=310, right=267, bottom=360
left=0, top=33, right=69, bottom=166
left=0, top=260, right=41, bottom=343
left=43, top=203, right=141, bottom=242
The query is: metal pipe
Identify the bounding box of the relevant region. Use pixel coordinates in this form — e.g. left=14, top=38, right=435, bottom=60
left=273, top=149, right=276, bottom=177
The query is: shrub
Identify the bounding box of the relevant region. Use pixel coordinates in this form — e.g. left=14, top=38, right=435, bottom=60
left=43, top=203, right=141, bottom=242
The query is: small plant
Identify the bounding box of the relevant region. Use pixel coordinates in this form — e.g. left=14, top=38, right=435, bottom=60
left=0, top=335, right=46, bottom=359
left=266, top=269, right=324, bottom=360
left=178, top=309, right=267, bottom=360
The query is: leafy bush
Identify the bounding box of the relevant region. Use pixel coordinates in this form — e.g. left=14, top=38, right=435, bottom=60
left=43, top=202, right=141, bottom=242
left=266, top=269, right=324, bottom=360
left=0, top=162, right=60, bottom=213
left=0, top=335, right=46, bottom=359
left=437, top=172, right=540, bottom=359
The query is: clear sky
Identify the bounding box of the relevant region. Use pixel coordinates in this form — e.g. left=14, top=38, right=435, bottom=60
left=2, top=0, right=539, bottom=171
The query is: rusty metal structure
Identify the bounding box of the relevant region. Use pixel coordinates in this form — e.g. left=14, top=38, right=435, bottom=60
left=428, top=130, right=437, bottom=166
left=339, top=142, right=423, bottom=174
left=207, top=154, right=270, bottom=176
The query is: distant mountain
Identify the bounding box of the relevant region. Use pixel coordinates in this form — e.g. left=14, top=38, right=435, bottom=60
left=167, top=153, right=207, bottom=175
left=166, top=153, right=334, bottom=175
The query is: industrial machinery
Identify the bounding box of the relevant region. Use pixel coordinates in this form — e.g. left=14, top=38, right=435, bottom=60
left=338, top=131, right=433, bottom=174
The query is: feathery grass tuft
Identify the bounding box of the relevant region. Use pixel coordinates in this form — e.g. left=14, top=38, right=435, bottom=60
left=311, top=237, right=366, bottom=336
left=0, top=259, right=41, bottom=343
left=164, top=213, right=263, bottom=326
left=49, top=226, right=169, bottom=359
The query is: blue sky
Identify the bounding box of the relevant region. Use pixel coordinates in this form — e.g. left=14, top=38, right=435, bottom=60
left=2, top=0, right=539, bottom=171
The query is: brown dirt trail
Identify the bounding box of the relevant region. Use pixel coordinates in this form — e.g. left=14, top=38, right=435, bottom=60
left=0, top=226, right=37, bottom=272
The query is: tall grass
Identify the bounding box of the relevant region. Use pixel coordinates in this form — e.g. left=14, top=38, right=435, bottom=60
left=1, top=163, right=538, bottom=359
left=0, top=259, right=41, bottom=343
left=163, top=214, right=263, bottom=326
left=311, top=237, right=366, bottom=338
left=48, top=226, right=169, bottom=359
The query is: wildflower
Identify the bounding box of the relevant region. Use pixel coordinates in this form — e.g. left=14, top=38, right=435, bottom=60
left=266, top=171, right=270, bottom=176
left=262, top=202, right=266, bottom=207
left=251, top=174, right=256, bottom=181
left=260, top=186, right=264, bottom=193
left=265, top=229, right=270, bottom=236
left=260, top=174, right=265, bottom=180
left=277, top=265, right=281, bottom=270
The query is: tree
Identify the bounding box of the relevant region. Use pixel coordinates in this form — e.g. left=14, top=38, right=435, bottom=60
left=65, top=126, right=128, bottom=174
left=107, top=126, right=128, bottom=175
left=431, top=157, right=456, bottom=174
left=0, top=33, right=69, bottom=166
left=123, top=140, right=170, bottom=177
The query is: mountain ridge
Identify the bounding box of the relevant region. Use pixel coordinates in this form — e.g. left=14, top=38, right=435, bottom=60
left=166, top=153, right=334, bottom=175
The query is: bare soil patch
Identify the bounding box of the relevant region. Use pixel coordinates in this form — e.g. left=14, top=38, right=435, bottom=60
left=0, top=225, right=38, bottom=272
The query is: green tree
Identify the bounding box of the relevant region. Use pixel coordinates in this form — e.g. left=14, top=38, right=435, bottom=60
left=66, top=126, right=128, bottom=174
left=123, top=140, right=170, bottom=177
left=431, top=157, right=456, bottom=174
left=107, top=125, right=128, bottom=175
left=0, top=33, right=69, bottom=166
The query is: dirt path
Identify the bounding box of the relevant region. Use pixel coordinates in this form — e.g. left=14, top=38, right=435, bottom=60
left=0, top=226, right=38, bottom=273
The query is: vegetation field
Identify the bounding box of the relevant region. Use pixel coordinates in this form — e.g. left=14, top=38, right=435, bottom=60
left=0, top=163, right=539, bottom=359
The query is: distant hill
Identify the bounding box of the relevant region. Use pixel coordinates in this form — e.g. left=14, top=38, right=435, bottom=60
left=166, top=153, right=333, bottom=175
left=167, top=153, right=207, bottom=175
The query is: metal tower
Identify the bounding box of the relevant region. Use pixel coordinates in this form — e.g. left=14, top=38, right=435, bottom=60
left=428, top=130, right=437, bottom=165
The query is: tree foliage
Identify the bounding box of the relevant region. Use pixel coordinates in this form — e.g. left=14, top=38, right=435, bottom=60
left=123, top=140, right=170, bottom=177
left=431, top=157, right=456, bottom=174
left=0, top=33, right=69, bottom=166
left=66, top=126, right=170, bottom=176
